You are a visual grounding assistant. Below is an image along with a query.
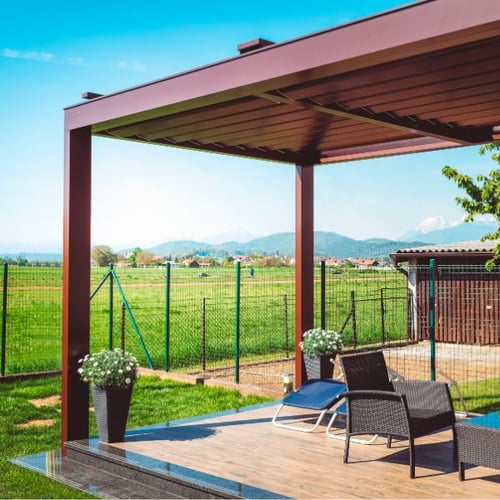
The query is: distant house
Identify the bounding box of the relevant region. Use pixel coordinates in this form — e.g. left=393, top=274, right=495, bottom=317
left=182, top=259, right=200, bottom=268
left=355, top=259, right=378, bottom=268
left=325, top=258, right=342, bottom=266
left=391, top=241, right=499, bottom=345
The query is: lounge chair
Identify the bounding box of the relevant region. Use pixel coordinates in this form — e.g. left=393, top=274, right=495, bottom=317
left=340, top=350, right=457, bottom=478
left=272, top=379, right=346, bottom=433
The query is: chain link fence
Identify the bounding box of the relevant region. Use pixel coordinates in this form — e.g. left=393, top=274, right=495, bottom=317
left=1, top=261, right=498, bottom=412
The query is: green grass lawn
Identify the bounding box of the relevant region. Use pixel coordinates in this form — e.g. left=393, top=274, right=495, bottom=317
left=0, top=374, right=272, bottom=499
left=2, top=265, right=407, bottom=374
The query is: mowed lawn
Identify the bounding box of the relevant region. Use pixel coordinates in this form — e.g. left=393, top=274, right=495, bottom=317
left=2, top=265, right=407, bottom=374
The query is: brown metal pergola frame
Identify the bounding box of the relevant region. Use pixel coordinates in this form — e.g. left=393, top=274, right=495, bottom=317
left=62, top=0, right=500, bottom=443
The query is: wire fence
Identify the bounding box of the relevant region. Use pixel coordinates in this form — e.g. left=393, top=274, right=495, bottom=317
left=0, top=261, right=498, bottom=413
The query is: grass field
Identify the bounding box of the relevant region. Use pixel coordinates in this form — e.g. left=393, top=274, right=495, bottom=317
left=1, top=265, right=408, bottom=375
left=2, top=264, right=498, bottom=413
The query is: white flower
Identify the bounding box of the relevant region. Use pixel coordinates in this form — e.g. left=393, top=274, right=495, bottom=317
left=78, top=348, right=138, bottom=389
left=300, top=328, right=342, bottom=355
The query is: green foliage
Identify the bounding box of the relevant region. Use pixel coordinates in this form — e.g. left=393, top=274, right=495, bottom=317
left=91, top=245, right=116, bottom=267
left=127, top=247, right=142, bottom=267
left=442, top=142, right=500, bottom=266
left=135, top=250, right=156, bottom=267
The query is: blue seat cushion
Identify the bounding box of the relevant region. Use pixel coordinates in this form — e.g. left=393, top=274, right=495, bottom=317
left=283, top=379, right=346, bottom=411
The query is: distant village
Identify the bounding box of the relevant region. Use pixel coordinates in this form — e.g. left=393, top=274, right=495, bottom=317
left=110, top=250, right=393, bottom=270
left=1, top=247, right=393, bottom=269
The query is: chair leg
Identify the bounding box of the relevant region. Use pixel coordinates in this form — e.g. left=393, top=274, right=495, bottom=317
left=387, top=435, right=392, bottom=448
left=272, top=404, right=330, bottom=433
left=451, top=425, right=458, bottom=471
left=343, top=435, right=350, bottom=463
left=459, top=461, right=465, bottom=481
left=409, top=438, right=415, bottom=479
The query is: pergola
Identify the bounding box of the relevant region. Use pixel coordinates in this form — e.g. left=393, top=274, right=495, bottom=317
left=62, top=0, right=500, bottom=442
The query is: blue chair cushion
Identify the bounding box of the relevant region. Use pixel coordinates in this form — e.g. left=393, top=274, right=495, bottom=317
left=283, top=379, right=345, bottom=411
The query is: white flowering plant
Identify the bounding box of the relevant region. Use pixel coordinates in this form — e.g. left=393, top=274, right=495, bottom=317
left=299, top=328, right=343, bottom=356
left=78, top=348, right=139, bottom=389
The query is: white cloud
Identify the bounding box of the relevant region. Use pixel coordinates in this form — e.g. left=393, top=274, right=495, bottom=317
left=113, top=60, right=147, bottom=72
left=2, top=48, right=147, bottom=73
left=65, top=56, right=85, bottom=65
left=2, top=48, right=54, bottom=62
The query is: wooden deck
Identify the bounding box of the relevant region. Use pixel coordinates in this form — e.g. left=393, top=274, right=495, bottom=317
left=106, top=403, right=499, bottom=499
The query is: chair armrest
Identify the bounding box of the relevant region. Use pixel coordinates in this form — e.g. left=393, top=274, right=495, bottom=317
left=393, top=380, right=454, bottom=413
left=343, top=390, right=411, bottom=437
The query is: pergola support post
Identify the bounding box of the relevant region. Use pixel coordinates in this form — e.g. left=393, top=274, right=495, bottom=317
left=62, top=125, right=92, bottom=446
left=295, top=164, right=314, bottom=387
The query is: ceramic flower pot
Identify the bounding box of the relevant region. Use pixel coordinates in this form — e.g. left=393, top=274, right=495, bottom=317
left=303, top=354, right=335, bottom=380
left=91, top=384, right=133, bottom=443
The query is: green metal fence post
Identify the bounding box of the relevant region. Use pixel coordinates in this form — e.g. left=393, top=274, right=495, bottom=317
left=201, top=297, right=206, bottom=371
left=429, top=258, right=436, bottom=381
left=120, top=302, right=126, bottom=350
left=108, top=263, right=114, bottom=349
left=380, top=288, right=386, bottom=344
left=234, top=260, right=241, bottom=383
left=164, top=262, right=171, bottom=371
left=1, top=263, right=8, bottom=376
left=320, top=260, right=326, bottom=329
left=351, top=290, right=357, bottom=346
left=284, top=293, right=289, bottom=358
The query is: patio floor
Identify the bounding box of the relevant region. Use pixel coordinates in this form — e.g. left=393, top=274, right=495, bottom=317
left=12, top=402, right=500, bottom=499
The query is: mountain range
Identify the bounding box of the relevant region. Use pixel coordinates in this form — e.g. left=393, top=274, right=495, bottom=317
left=147, top=232, right=427, bottom=260
left=1, top=222, right=495, bottom=262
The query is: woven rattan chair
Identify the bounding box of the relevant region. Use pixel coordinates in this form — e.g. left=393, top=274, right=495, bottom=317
left=340, top=350, right=457, bottom=478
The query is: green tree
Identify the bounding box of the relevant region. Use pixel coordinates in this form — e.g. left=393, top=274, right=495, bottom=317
left=442, top=142, right=500, bottom=266
left=135, top=250, right=155, bottom=267
left=92, top=245, right=116, bottom=267
left=127, top=247, right=142, bottom=268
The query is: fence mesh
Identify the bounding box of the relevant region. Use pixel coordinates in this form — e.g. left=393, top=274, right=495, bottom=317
left=1, top=262, right=498, bottom=413
left=0, top=266, right=62, bottom=373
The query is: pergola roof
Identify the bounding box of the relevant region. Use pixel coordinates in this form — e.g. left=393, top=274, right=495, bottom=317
left=65, top=0, right=500, bottom=165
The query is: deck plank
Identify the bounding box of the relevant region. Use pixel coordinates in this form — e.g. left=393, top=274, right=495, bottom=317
left=111, top=405, right=499, bottom=499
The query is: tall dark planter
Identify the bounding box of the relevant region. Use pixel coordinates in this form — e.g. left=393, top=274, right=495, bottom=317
left=91, top=384, right=133, bottom=443
left=303, top=354, right=335, bottom=380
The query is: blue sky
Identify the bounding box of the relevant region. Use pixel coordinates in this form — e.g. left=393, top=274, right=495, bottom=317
left=0, top=0, right=494, bottom=252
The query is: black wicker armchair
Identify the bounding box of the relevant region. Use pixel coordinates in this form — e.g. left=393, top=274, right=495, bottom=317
left=340, top=350, right=457, bottom=478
